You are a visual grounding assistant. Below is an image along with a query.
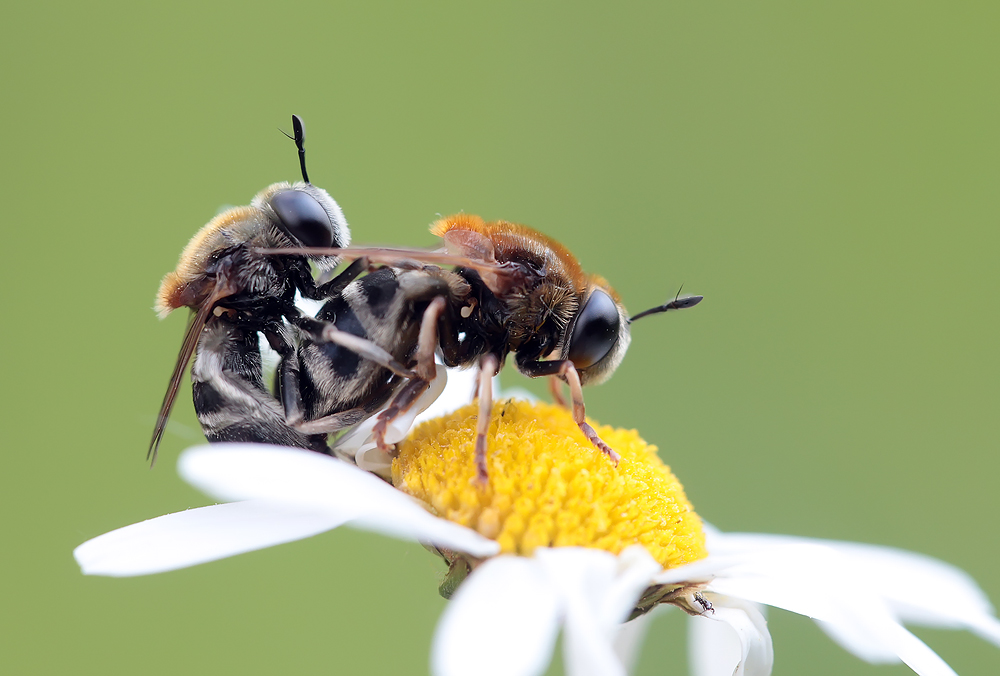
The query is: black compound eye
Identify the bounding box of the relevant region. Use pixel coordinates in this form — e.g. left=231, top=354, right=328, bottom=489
left=270, top=190, right=333, bottom=248
left=567, top=289, right=620, bottom=369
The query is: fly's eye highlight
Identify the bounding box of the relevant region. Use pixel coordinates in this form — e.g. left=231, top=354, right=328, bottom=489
left=567, top=289, right=620, bottom=369
left=271, top=189, right=334, bottom=248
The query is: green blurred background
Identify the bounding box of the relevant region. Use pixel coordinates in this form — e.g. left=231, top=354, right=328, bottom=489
left=2, top=2, right=997, bottom=674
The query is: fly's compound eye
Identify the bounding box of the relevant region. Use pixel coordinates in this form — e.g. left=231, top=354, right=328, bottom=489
left=270, top=189, right=334, bottom=248
left=567, top=289, right=620, bottom=369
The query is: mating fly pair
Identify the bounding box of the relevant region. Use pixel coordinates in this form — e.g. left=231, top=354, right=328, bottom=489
left=151, top=116, right=702, bottom=481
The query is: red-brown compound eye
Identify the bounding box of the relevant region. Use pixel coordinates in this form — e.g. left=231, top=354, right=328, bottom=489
left=567, top=289, right=620, bottom=369
left=271, top=189, right=334, bottom=248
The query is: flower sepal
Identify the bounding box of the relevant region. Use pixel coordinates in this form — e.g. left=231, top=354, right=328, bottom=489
left=437, top=555, right=471, bottom=600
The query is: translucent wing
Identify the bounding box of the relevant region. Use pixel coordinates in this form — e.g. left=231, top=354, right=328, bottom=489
left=260, top=245, right=528, bottom=295
left=147, top=279, right=233, bottom=465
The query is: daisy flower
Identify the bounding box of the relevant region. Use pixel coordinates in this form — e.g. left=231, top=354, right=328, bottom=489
left=75, top=371, right=1000, bottom=676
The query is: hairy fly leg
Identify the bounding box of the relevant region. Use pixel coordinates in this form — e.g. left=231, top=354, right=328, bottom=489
left=548, top=375, right=568, bottom=408
left=276, top=315, right=405, bottom=436
left=371, top=296, right=449, bottom=450
left=292, top=313, right=416, bottom=379
left=473, top=353, right=500, bottom=483
left=516, top=356, right=620, bottom=465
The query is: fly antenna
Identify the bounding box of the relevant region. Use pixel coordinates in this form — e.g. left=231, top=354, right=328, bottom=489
left=628, top=285, right=703, bottom=323
left=280, top=114, right=310, bottom=183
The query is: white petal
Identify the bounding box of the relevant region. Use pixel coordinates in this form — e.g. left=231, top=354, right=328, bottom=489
left=652, top=553, right=748, bottom=585
left=383, top=363, right=449, bottom=443
left=413, top=365, right=485, bottom=425
left=604, top=546, right=667, bottom=623
left=815, top=618, right=901, bottom=664
left=74, top=500, right=346, bottom=577
left=614, top=611, right=656, bottom=675
left=824, top=593, right=955, bottom=676
left=707, top=532, right=1000, bottom=649
left=711, top=561, right=957, bottom=674
left=660, top=542, right=848, bottom=622
left=349, top=503, right=500, bottom=558
left=803, top=577, right=961, bottom=675
left=874, top=616, right=959, bottom=676
left=693, top=530, right=990, bottom=672
left=179, top=444, right=499, bottom=557
left=333, top=365, right=503, bottom=462
left=432, top=556, right=561, bottom=676
left=688, top=594, right=772, bottom=676
left=333, top=363, right=450, bottom=462
left=330, top=421, right=379, bottom=459
left=714, top=533, right=995, bottom=616
left=689, top=607, right=740, bottom=676
left=822, top=540, right=1000, bottom=644
left=352, top=443, right=394, bottom=476
left=294, top=293, right=325, bottom=316
left=960, top=612, right=1000, bottom=649
left=180, top=443, right=401, bottom=506
left=533, top=547, right=660, bottom=676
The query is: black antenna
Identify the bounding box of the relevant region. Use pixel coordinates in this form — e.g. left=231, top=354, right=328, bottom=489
left=280, top=114, right=311, bottom=183
left=628, top=286, right=704, bottom=323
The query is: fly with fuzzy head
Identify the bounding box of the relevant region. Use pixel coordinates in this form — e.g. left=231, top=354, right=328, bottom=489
left=264, top=215, right=702, bottom=482
left=149, top=115, right=351, bottom=463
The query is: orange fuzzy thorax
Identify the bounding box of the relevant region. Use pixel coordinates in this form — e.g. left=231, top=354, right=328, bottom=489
left=431, top=214, right=592, bottom=293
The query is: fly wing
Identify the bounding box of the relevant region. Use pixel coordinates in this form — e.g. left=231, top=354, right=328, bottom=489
left=147, top=279, right=232, bottom=465
left=439, top=230, right=520, bottom=295
left=261, top=245, right=527, bottom=296
left=441, top=228, right=496, bottom=263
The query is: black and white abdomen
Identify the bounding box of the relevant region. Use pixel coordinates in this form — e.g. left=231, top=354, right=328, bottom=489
left=297, top=269, right=412, bottom=416
left=191, top=316, right=328, bottom=452
left=294, top=267, right=461, bottom=423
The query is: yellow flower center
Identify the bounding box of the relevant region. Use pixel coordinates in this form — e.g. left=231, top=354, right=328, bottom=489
left=391, top=400, right=707, bottom=569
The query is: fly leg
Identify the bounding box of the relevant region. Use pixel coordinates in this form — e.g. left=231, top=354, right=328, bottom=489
left=371, top=296, right=447, bottom=450
left=516, top=357, right=619, bottom=465
left=557, top=360, right=619, bottom=465
left=291, top=314, right=417, bottom=379
left=370, top=377, right=431, bottom=451
left=265, top=325, right=393, bottom=437
left=548, top=376, right=568, bottom=408
left=473, top=353, right=500, bottom=483
left=291, top=406, right=390, bottom=436
left=304, top=257, right=369, bottom=299
left=412, top=296, right=446, bottom=381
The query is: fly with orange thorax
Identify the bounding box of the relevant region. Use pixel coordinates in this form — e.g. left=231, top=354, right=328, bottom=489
left=264, top=213, right=702, bottom=482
